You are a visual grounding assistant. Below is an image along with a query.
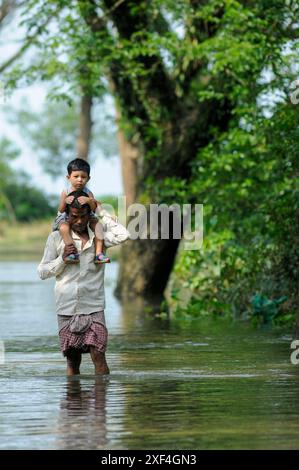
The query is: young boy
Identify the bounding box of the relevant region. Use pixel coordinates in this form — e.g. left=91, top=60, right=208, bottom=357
left=52, top=158, right=110, bottom=264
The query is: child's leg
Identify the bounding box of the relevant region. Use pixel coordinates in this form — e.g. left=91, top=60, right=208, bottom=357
left=59, top=223, right=79, bottom=263
left=89, top=219, right=110, bottom=263
left=89, top=219, right=104, bottom=254
left=59, top=222, right=76, bottom=247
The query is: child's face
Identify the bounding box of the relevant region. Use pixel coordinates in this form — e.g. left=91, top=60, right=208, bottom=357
left=67, top=170, right=90, bottom=190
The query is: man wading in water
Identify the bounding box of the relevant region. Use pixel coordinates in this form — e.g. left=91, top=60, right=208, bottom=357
left=38, top=190, right=128, bottom=375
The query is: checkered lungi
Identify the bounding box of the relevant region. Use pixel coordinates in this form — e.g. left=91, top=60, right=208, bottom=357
left=57, top=311, right=108, bottom=357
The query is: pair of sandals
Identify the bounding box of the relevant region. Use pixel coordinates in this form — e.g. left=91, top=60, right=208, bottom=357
left=65, top=252, right=110, bottom=264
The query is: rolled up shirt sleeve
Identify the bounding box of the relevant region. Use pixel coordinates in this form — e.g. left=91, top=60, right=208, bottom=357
left=37, top=234, right=66, bottom=280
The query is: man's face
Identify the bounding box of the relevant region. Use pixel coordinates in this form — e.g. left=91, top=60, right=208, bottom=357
left=68, top=207, right=90, bottom=233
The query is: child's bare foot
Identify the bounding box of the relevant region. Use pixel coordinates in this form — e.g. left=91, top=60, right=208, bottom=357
left=94, top=253, right=110, bottom=264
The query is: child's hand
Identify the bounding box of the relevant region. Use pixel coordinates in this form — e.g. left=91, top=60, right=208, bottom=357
left=77, top=196, right=90, bottom=205
left=65, top=195, right=74, bottom=205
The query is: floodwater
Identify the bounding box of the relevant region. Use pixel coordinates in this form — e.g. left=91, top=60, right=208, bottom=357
left=0, top=261, right=299, bottom=450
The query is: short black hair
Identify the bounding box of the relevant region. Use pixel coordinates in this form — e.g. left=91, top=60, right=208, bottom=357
left=67, top=158, right=90, bottom=176
left=65, top=189, right=92, bottom=214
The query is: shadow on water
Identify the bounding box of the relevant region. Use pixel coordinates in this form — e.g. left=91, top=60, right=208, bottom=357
left=1, top=261, right=299, bottom=449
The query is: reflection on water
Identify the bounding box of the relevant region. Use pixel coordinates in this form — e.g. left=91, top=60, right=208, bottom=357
left=56, top=377, right=109, bottom=450
left=0, top=261, right=299, bottom=449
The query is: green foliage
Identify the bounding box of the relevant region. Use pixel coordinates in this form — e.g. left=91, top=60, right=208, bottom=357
left=0, top=138, right=55, bottom=222
left=0, top=137, right=20, bottom=176
left=97, top=194, right=119, bottom=216
left=2, top=0, right=299, bottom=324
left=5, top=174, right=56, bottom=221
left=163, top=1, right=299, bottom=324
left=171, top=98, right=299, bottom=324
left=251, top=294, right=288, bottom=325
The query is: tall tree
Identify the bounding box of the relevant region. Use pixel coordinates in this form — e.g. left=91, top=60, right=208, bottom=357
left=80, top=0, right=233, bottom=302
left=1, top=0, right=296, bottom=307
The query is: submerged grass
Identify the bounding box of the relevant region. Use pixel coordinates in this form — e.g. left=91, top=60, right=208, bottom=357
left=0, top=219, right=53, bottom=260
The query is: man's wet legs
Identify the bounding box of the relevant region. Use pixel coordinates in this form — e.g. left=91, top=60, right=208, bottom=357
left=66, top=349, right=82, bottom=375
left=90, top=347, right=110, bottom=375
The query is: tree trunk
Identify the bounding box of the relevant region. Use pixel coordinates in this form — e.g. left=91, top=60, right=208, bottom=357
left=113, top=104, right=181, bottom=304
left=115, top=107, right=138, bottom=207
left=76, top=94, right=93, bottom=161
left=113, top=102, right=231, bottom=303
left=115, top=230, right=180, bottom=305
left=82, top=0, right=232, bottom=305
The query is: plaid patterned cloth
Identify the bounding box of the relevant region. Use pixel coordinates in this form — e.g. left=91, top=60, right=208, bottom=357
left=58, top=311, right=108, bottom=357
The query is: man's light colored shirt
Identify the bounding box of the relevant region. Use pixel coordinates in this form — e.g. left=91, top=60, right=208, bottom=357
left=37, top=225, right=106, bottom=316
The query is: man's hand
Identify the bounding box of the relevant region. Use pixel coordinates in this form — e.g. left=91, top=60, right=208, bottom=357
left=62, top=244, right=77, bottom=262
left=65, top=195, right=75, bottom=205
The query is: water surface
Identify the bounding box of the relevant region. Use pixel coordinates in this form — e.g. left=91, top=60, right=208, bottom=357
left=0, top=261, right=298, bottom=450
